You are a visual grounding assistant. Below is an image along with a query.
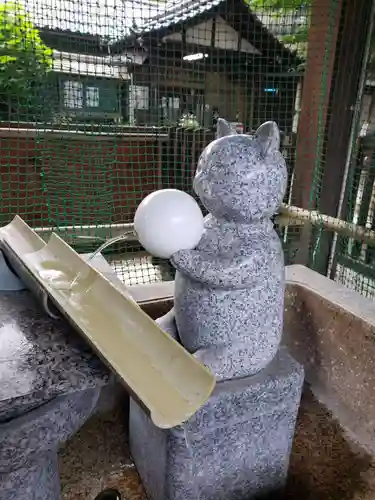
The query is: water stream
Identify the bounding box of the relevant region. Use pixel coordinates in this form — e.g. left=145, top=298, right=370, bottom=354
left=183, top=427, right=202, bottom=499
left=69, top=231, right=134, bottom=289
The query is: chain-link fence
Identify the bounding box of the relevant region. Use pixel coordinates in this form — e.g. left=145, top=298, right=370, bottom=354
left=0, top=0, right=374, bottom=293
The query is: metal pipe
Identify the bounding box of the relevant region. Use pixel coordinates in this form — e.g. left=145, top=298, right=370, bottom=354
left=0, top=128, right=168, bottom=140
left=276, top=204, right=375, bottom=247
left=34, top=222, right=137, bottom=244
left=32, top=202, right=375, bottom=248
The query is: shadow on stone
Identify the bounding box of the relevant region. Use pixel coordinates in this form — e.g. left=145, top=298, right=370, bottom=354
left=251, top=490, right=285, bottom=500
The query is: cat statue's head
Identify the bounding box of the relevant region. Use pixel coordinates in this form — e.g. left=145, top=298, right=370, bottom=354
left=193, top=118, right=288, bottom=222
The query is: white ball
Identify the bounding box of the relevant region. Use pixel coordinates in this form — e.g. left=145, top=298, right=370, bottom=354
left=134, top=189, right=204, bottom=259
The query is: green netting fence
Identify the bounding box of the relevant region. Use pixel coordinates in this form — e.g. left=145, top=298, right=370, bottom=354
left=0, top=0, right=375, bottom=295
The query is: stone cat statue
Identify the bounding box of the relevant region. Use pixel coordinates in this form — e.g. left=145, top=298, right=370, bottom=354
left=157, top=118, right=288, bottom=381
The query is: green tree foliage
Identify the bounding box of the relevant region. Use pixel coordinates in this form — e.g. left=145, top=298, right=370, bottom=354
left=248, top=0, right=310, bottom=9
left=246, top=0, right=311, bottom=59
left=248, top=0, right=375, bottom=74
left=0, top=1, right=53, bottom=121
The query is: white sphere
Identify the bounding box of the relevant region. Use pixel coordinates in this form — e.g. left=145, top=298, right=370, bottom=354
left=134, top=189, right=204, bottom=259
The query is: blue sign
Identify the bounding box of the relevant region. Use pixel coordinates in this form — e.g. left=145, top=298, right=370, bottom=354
left=264, top=88, right=278, bottom=94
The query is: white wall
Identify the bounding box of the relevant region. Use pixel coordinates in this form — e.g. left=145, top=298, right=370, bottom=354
left=163, top=16, right=260, bottom=55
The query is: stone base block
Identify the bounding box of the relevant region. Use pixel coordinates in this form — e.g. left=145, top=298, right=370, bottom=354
left=129, top=348, right=304, bottom=500
left=0, top=388, right=100, bottom=500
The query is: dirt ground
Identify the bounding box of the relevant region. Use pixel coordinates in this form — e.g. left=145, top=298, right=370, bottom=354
left=59, top=387, right=375, bottom=500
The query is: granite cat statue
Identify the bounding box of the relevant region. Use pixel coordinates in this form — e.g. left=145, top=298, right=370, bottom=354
left=158, top=118, right=288, bottom=381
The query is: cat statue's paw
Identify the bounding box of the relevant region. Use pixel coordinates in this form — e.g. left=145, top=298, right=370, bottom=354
left=194, top=342, right=275, bottom=381
left=194, top=345, right=235, bottom=381
left=156, top=307, right=180, bottom=341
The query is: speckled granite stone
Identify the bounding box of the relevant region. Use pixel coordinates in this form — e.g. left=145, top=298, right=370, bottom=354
left=0, top=290, right=109, bottom=499
left=171, top=119, right=288, bottom=381
left=0, top=389, right=100, bottom=500
left=0, top=291, right=109, bottom=422
left=130, top=348, right=304, bottom=500
left=130, top=120, right=303, bottom=500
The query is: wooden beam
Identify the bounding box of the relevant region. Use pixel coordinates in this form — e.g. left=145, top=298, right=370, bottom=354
left=182, top=26, right=187, bottom=53
left=291, top=0, right=344, bottom=265
left=314, top=0, right=374, bottom=275
left=211, top=17, right=216, bottom=49
left=292, top=0, right=343, bottom=210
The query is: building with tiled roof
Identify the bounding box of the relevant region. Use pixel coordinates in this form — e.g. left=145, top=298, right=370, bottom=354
left=22, top=0, right=302, bottom=129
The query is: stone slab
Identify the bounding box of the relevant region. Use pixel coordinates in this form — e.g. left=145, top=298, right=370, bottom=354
left=0, top=290, right=109, bottom=422
left=284, top=264, right=375, bottom=455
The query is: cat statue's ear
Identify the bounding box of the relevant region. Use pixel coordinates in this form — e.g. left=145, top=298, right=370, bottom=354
left=216, top=118, right=237, bottom=139
left=255, top=121, right=280, bottom=156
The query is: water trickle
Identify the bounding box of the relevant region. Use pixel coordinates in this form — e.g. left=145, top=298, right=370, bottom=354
left=183, top=427, right=191, bottom=450
left=69, top=231, right=134, bottom=290
left=183, top=427, right=202, bottom=499
left=37, top=260, right=75, bottom=292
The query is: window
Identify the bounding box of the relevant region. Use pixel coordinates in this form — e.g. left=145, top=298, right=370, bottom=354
left=130, top=85, right=149, bottom=110
left=63, top=81, right=83, bottom=109
left=86, top=86, right=100, bottom=108
left=160, top=94, right=182, bottom=124
left=63, top=81, right=101, bottom=109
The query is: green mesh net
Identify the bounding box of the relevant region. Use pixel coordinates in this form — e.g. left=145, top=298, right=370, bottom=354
left=0, top=0, right=374, bottom=295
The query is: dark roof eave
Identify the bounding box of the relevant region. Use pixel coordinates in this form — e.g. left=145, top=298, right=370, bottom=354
left=111, top=0, right=302, bottom=68
left=110, top=4, right=219, bottom=53
left=38, top=26, right=109, bottom=42
left=218, top=0, right=303, bottom=67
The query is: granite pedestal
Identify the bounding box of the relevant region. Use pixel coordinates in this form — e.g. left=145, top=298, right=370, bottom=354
left=0, top=290, right=110, bottom=500
left=129, top=120, right=303, bottom=499
left=129, top=348, right=304, bottom=500
left=0, top=388, right=100, bottom=500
